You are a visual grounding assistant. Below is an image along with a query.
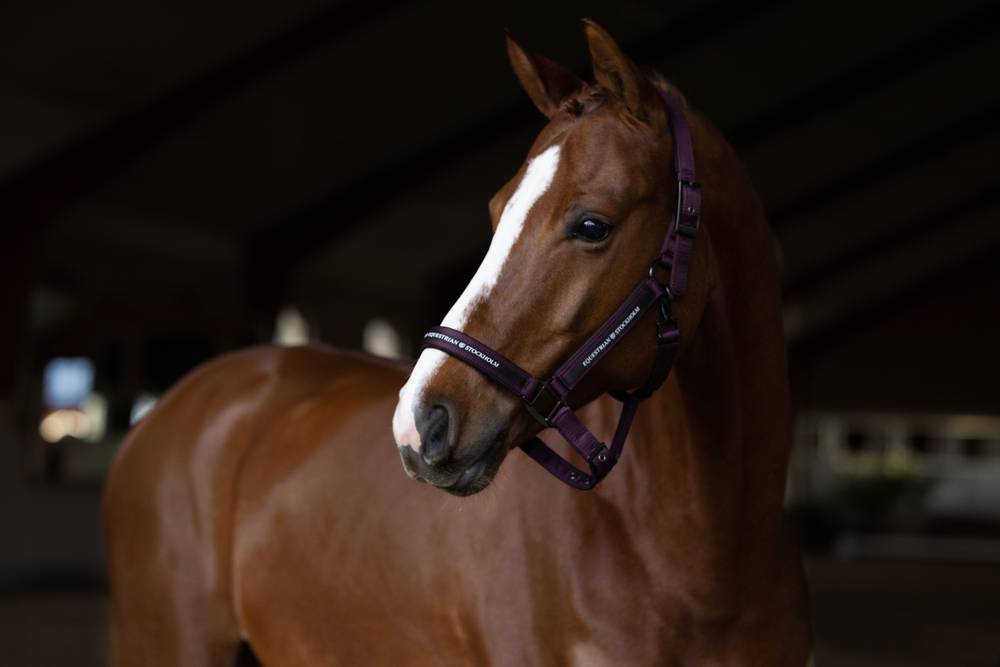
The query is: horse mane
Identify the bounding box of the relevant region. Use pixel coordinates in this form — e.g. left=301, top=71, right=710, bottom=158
left=646, top=70, right=688, bottom=108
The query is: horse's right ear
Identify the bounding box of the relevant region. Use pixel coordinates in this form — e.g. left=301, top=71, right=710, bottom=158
left=506, top=33, right=583, bottom=119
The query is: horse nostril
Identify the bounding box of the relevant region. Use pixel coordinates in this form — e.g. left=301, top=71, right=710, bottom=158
left=420, top=405, right=451, bottom=466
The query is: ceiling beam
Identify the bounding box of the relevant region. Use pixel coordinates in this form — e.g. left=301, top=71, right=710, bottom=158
left=768, top=106, right=998, bottom=231
left=789, top=238, right=1000, bottom=368
left=727, top=3, right=1000, bottom=151
left=784, top=181, right=1000, bottom=300
left=0, top=0, right=411, bottom=230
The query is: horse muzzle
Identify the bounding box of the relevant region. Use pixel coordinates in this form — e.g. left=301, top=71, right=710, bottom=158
left=396, top=402, right=508, bottom=496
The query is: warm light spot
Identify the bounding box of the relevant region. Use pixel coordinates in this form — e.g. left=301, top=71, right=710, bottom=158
left=82, top=392, right=107, bottom=442
left=39, top=392, right=108, bottom=443
left=363, top=318, right=403, bottom=359
left=274, top=306, right=310, bottom=346
left=40, top=409, right=87, bottom=443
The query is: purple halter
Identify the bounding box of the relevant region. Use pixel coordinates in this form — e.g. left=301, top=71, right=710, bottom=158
left=421, top=90, right=700, bottom=490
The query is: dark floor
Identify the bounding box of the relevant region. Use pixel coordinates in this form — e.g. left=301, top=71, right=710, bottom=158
left=806, top=558, right=1000, bottom=666
left=2, top=557, right=999, bottom=666
left=0, top=590, right=109, bottom=666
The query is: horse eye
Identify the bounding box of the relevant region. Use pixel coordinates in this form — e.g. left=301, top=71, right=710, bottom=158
left=571, top=218, right=611, bottom=243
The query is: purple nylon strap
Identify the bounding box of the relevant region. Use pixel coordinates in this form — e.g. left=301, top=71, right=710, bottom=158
left=659, top=89, right=701, bottom=297
left=419, top=90, right=699, bottom=490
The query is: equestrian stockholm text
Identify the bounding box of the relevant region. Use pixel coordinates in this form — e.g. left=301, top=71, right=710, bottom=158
left=423, top=331, right=501, bottom=368
left=581, top=305, right=642, bottom=367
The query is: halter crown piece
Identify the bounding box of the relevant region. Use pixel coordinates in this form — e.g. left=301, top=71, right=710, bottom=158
left=421, top=90, right=700, bottom=490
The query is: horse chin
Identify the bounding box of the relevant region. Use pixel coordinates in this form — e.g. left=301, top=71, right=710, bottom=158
left=441, top=445, right=506, bottom=496
left=398, top=429, right=509, bottom=497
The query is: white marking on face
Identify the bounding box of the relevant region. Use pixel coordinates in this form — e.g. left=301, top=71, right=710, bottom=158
left=392, top=144, right=562, bottom=451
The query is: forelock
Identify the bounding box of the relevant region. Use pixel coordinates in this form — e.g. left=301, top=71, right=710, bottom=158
left=560, top=84, right=610, bottom=117
left=559, top=70, right=687, bottom=118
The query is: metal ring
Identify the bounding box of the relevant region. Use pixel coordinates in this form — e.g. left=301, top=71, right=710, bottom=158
left=648, top=260, right=671, bottom=286
left=659, top=287, right=674, bottom=320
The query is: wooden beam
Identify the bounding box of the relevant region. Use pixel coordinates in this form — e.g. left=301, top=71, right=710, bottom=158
left=768, top=107, right=997, bottom=231
left=784, top=180, right=1000, bottom=299
left=789, top=239, right=1000, bottom=368
left=0, top=0, right=411, bottom=228
left=727, top=4, right=1000, bottom=151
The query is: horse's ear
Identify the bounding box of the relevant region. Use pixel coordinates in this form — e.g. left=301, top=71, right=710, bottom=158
left=506, top=33, right=583, bottom=119
left=582, top=19, right=661, bottom=122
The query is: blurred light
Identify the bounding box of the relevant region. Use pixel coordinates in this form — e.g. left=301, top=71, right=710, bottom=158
left=274, top=306, right=310, bottom=346
left=39, top=392, right=106, bottom=443
left=130, top=393, right=158, bottom=425
left=82, top=392, right=107, bottom=442
left=40, top=409, right=85, bottom=443
left=42, top=357, right=95, bottom=409
left=363, top=318, right=403, bottom=359
left=940, top=415, right=1000, bottom=440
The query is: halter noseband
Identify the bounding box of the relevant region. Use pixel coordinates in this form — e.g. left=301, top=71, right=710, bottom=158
left=420, top=90, right=700, bottom=490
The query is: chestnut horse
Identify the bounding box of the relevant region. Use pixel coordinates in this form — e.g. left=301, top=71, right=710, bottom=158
left=104, top=22, right=811, bottom=666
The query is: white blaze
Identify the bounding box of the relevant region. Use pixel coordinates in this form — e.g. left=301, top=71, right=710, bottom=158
left=392, top=144, right=561, bottom=450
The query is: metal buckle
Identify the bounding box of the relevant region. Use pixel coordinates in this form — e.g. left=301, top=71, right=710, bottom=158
left=656, top=287, right=677, bottom=344
left=675, top=180, right=700, bottom=238
left=522, top=381, right=566, bottom=427
left=588, top=444, right=615, bottom=478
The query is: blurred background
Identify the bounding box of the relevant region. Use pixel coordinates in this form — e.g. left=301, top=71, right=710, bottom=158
left=1, top=0, right=999, bottom=665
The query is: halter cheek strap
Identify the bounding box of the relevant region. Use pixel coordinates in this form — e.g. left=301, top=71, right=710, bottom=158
left=420, top=90, right=700, bottom=490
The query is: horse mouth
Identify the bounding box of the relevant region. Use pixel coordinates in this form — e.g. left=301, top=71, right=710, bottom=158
left=442, top=456, right=493, bottom=496
left=399, top=432, right=507, bottom=497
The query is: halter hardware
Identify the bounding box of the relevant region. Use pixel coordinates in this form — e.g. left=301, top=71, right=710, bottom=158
left=656, top=289, right=677, bottom=345
left=648, top=259, right=671, bottom=283
left=420, top=90, right=699, bottom=490
left=675, top=180, right=702, bottom=238
left=522, top=381, right=566, bottom=428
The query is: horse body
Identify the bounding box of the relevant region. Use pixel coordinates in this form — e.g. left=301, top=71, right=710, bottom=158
left=107, top=343, right=807, bottom=665
left=104, top=21, right=810, bottom=665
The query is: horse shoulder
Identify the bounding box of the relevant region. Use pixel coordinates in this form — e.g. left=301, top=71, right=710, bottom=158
left=103, top=345, right=408, bottom=661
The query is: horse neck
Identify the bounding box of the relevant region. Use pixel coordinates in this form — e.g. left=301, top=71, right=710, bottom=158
left=583, top=250, right=794, bottom=609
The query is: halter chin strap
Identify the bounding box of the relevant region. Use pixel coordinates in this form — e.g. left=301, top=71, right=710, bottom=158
left=421, top=90, right=700, bottom=490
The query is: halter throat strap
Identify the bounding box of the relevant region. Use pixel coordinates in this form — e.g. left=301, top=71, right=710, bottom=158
left=420, top=90, right=700, bottom=490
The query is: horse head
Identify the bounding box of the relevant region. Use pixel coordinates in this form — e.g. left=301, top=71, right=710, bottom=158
left=392, top=21, right=713, bottom=495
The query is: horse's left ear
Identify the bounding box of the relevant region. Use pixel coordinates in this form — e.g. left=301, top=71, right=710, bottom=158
left=506, top=33, right=584, bottom=119
left=582, top=19, right=663, bottom=123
